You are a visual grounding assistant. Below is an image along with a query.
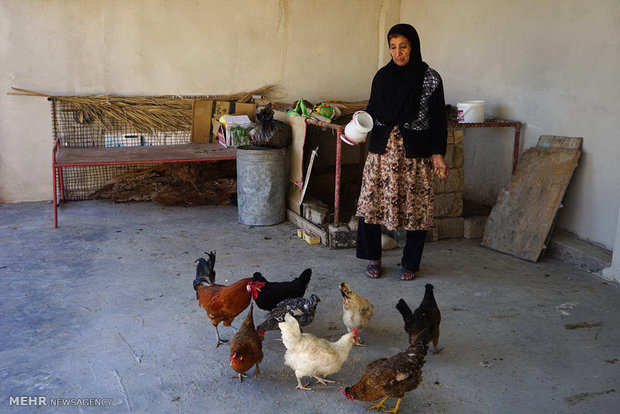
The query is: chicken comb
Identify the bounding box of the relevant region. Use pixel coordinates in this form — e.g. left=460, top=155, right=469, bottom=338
left=342, top=388, right=354, bottom=401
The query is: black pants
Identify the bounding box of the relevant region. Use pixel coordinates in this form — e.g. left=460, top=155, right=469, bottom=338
left=356, top=217, right=427, bottom=272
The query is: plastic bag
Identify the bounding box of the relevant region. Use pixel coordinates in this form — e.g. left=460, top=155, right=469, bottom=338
left=251, top=103, right=292, bottom=148
left=229, top=124, right=253, bottom=147
left=313, top=102, right=341, bottom=120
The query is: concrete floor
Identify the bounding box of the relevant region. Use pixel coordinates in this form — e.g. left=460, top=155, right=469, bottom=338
left=1, top=200, right=619, bottom=413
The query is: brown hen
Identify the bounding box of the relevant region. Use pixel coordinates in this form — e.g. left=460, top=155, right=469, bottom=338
left=343, top=330, right=430, bottom=414
left=230, top=304, right=263, bottom=382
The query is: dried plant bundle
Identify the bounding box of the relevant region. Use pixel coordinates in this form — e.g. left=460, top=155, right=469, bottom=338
left=9, top=85, right=280, bottom=133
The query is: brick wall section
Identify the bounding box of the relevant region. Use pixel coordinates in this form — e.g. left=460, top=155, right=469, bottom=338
left=429, top=127, right=465, bottom=240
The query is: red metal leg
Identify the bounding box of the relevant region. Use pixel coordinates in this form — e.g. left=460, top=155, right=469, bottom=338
left=334, top=129, right=342, bottom=225
left=513, top=124, right=521, bottom=174
left=58, top=166, right=65, bottom=203
left=53, top=166, right=58, bottom=228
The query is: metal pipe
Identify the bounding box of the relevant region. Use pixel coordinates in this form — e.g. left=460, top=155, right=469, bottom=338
left=51, top=100, right=59, bottom=228
left=334, top=128, right=343, bottom=225
left=513, top=124, right=521, bottom=173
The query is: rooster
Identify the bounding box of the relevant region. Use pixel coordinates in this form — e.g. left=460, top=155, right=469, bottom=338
left=229, top=304, right=263, bottom=382
left=252, top=268, right=312, bottom=311
left=342, top=329, right=431, bottom=414
left=340, top=282, right=374, bottom=346
left=193, top=252, right=265, bottom=347
left=396, top=284, right=442, bottom=353
left=279, top=313, right=358, bottom=391
left=256, top=294, right=321, bottom=340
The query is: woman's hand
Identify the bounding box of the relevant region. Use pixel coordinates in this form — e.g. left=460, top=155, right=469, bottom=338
left=432, top=154, right=449, bottom=180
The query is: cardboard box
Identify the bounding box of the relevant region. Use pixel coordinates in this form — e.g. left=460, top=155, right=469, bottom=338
left=190, top=100, right=256, bottom=143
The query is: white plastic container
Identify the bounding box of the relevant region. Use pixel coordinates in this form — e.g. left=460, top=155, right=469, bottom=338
left=457, top=100, right=485, bottom=123
left=342, top=111, right=373, bottom=145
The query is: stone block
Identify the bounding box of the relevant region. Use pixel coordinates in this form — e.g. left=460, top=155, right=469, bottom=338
left=328, top=224, right=356, bottom=249
left=435, top=192, right=463, bottom=218
left=302, top=198, right=330, bottom=226
left=426, top=226, right=439, bottom=242
left=463, top=216, right=488, bottom=239
left=347, top=216, right=359, bottom=231
left=303, top=232, right=321, bottom=244
left=434, top=217, right=464, bottom=239
left=445, top=143, right=464, bottom=168
left=453, top=129, right=464, bottom=144
left=548, top=229, right=612, bottom=274
left=381, top=234, right=398, bottom=250
left=434, top=167, right=464, bottom=194
left=447, top=128, right=464, bottom=144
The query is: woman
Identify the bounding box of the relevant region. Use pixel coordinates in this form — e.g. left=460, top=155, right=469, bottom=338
left=356, top=23, right=448, bottom=281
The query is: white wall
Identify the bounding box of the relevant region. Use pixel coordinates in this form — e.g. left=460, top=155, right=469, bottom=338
left=0, top=0, right=398, bottom=202
left=402, top=0, right=620, bottom=249
left=602, top=207, right=620, bottom=282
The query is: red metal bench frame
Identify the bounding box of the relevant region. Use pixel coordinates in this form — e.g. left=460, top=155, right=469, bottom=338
left=51, top=99, right=236, bottom=228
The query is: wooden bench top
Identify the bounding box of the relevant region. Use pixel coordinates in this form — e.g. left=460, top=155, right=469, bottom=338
left=55, top=142, right=236, bottom=166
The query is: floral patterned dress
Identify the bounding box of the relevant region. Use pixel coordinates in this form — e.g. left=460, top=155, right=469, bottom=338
left=356, top=128, right=434, bottom=232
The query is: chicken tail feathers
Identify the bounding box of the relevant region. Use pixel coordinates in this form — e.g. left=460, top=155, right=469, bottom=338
left=194, top=256, right=215, bottom=289
left=278, top=313, right=301, bottom=349
left=207, top=251, right=216, bottom=270
left=297, top=268, right=312, bottom=288
left=195, top=258, right=206, bottom=274
left=396, top=298, right=414, bottom=322
left=422, top=283, right=437, bottom=306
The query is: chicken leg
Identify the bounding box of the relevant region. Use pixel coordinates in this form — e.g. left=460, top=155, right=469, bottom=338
left=295, top=376, right=312, bottom=391
left=313, top=376, right=335, bottom=386
left=233, top=373, right=249, bottom=382
left=431, top=327, right=443, bottom=354
left=367, top=396, right=390, bottom=411
left=383, top=397, right=402, bottom=414
left=214, top=325, right=229, bottom=347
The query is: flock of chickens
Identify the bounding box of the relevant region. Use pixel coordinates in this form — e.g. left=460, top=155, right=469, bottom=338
left=192, top=251, right=441, bottom=413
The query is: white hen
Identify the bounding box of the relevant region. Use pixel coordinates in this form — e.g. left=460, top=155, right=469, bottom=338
left=279, top=313, right=358, bottom=390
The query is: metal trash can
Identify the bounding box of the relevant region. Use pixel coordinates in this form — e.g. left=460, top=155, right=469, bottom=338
left=236, top=146, right=287, bottom=226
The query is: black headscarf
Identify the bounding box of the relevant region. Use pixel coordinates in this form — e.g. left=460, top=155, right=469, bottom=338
left=367, top=24, right=429, bottom=126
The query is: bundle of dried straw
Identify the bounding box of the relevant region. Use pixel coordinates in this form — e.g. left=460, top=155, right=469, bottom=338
left=9, top=86, right=280, bottom=133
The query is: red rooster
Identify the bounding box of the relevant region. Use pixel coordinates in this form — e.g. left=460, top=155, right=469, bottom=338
left=193, top=252, right=264, bottom=347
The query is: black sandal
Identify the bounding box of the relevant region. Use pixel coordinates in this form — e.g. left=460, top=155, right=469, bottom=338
left=365, top=264, right=381, bottom=279
left=398, top=266, right=416, bottom=281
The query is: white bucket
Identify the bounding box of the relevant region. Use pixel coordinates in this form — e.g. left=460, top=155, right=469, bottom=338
left=343, top=111, right=373, bottom=144
left=457, top=100, right=485, bottom=123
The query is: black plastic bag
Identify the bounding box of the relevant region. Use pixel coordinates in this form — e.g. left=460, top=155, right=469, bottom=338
left=251, top=103, right=292, bottom=148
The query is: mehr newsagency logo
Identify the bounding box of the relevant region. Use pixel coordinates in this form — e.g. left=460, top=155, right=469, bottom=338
left=9, top=396, right=120, bottom=407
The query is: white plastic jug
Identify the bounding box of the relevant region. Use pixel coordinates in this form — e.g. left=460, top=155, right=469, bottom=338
left=457, top=100, right=485, bottom=123
left=342, top=111, right=373, bottom=145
